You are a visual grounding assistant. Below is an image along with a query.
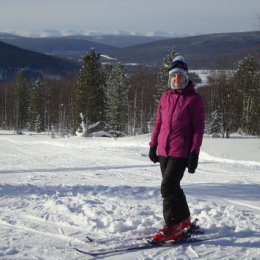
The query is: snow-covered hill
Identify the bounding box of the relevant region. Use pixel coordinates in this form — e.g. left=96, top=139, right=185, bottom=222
left=0, top=131, right=259, bottom=259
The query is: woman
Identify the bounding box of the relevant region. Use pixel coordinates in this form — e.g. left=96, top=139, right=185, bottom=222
left=149, top=56, right=205, bottom=243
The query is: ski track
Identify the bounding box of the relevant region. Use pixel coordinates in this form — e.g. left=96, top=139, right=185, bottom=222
left=0, top=133, right=260, bottom=259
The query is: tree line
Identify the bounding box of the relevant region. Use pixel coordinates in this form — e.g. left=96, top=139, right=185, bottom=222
left=0, top=48, right=259, bottom=137
left=199, top=55, right=260, bottom=137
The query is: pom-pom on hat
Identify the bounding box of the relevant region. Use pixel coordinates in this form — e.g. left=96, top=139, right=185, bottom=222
left=168, top=56, right=189, bottom=89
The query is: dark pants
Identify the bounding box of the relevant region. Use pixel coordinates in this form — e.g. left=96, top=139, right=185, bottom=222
left=159, top=156, right=190, bottom=227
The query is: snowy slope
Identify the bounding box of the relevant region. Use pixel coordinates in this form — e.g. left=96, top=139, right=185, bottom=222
left=0, top=131, right=259, bottom=260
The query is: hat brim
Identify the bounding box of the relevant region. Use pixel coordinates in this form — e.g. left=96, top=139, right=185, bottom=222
left=168, top=68, right=188, bottom=77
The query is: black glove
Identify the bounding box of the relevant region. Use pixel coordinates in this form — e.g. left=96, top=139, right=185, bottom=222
left=149, top=146, right=159, bottom=163
left=187, top=151, right=199, bottom=173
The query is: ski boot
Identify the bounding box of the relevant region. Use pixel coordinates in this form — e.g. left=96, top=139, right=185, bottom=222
left=150, top=217, right=198, bottom=244
left=150, top=222, right=184, bottom=244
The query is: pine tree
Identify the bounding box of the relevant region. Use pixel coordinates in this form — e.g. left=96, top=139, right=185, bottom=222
left=15, top=71, right=29, bottom=133
left=234, top=55, right=260, bottom=135
left=28, top=79, right=43, bottom=132
left=73, top=48, right=105, bottom=133
left=105, top=63, right=129, bottom=133
left=208, top=110, right=222, bottom=136
left=154, top=48, right=179, bottom=105
left=207, top=70, right=235, bottom=138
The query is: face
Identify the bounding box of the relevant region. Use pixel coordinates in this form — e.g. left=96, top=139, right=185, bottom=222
left=171, top=72, right=185, bottom=88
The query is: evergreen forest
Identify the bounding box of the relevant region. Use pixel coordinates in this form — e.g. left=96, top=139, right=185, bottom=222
left=0, top=48, right=259, bottom=137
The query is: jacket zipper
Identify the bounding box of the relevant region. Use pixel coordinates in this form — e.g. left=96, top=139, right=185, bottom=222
left=165, top=93, right=180, bottom=155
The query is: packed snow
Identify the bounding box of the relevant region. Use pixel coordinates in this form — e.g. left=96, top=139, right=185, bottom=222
left=0, top=131, right=259, bottom=260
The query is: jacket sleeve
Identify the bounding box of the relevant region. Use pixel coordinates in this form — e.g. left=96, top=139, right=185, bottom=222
left=149, top=99, right=162, bottom=147
left=190, top=95, right=205, bottom=154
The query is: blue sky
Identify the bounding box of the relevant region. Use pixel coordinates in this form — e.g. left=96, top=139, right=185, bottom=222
left=0, top=0, right=259, bottom=35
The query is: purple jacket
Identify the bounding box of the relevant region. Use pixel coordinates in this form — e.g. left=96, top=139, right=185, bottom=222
left=150, top=81, right=205, bottom=158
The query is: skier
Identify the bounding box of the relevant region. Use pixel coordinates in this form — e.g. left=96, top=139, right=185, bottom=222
left=149, top=56, right=205, bottom=243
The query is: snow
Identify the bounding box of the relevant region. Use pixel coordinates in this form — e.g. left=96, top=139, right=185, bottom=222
left=100, top=54, right=117, bottom=61
left=0, top=131, right=260, bottom=260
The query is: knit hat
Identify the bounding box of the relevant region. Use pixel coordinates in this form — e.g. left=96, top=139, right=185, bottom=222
left=168, top=56, right=189, bottom=89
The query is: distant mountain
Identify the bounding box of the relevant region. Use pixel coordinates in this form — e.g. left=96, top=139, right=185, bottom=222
left=64, top=35, right=172, bottom=48
left=0, top=31, right=259, bottom=73
left=0, top=41, right=79, bottom=81
left=0, top=33, right=174, bottom=62
left=107, top=31, right=260, bottom=69
left=0, top=32, right=24, bottom=40
left=0, top=35, right=118, bottom=60
left=0, top=32, right=172, bottom=51
left=0, top=29, right=189, bottom=38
